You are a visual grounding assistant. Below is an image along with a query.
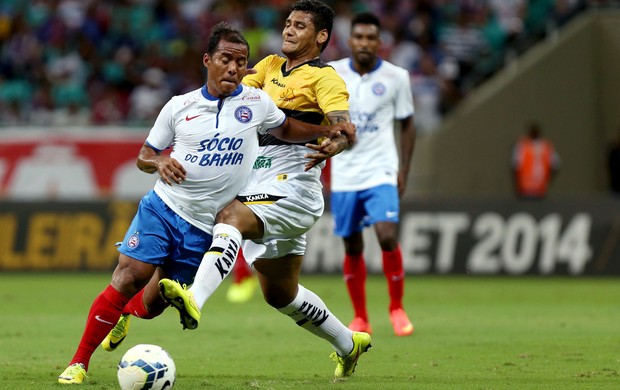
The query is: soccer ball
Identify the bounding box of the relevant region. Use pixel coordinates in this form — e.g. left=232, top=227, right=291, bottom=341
left=117, top=344, right=176, bottom=390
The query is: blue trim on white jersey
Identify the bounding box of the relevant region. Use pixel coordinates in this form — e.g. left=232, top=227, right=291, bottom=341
left=201, top=84, right=245, bottom=128
left=145, top=140, right=164, bottom=152
left=201, top=84, right=243, bottom=100
left=266, top=116, right=287, bottom=132
left=348, top=57, right=383, bottom=74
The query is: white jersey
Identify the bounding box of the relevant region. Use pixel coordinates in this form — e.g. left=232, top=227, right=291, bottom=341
left=146, top=85, right=286, bottom=234
left=328, top=58, right=414, bottom=192
left=240, top=143, right=323, bottom=193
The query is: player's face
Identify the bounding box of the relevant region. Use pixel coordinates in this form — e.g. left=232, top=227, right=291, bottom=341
left=203, top=41, right=248, bottom=97
left=282, top=11, right=326, bottom=58
left=348, top=24, right=381, bottom=67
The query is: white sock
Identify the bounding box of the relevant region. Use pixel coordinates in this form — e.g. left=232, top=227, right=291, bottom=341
left=278, top=285, right=353, bottom=356
left=190, top=223, right=242, bottom=310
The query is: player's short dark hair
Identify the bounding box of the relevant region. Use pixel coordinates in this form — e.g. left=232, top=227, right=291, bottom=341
left=290, top=0, right=335, bottom=52
left=207, top=22, right=250, bottom=58
left=351, top=12, right=381, bottom=32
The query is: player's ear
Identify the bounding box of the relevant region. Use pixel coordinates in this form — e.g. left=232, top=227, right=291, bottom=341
left=317, top=29, right=328, bottom=47
left=203, top=53, right=211, bottom=68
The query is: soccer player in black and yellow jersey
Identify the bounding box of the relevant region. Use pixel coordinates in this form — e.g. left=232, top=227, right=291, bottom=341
left=160, top=0, right=372, bottom=379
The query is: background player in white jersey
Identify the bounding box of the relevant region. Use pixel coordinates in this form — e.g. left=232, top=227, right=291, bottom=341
left=58, top=22, right=355, bottom=385
left=159, top=0, right=371, bottom=379
left=328, top=12, right=416, bottom=337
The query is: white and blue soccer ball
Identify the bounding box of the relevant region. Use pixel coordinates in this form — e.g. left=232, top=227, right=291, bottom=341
left=117, top=344, right=176, bottom=390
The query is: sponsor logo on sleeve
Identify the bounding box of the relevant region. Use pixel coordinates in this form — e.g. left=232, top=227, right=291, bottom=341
left=127, top=233, right=140, bottom=249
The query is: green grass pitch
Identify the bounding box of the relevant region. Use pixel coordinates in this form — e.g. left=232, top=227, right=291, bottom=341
left=0, top=273, right=618, bottom=389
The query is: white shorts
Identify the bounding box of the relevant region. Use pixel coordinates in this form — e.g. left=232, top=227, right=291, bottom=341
left=237, top=181, right=324, bottom=263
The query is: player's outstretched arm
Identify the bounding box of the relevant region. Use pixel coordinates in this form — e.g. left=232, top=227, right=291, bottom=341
left=302, top=110, right=355, bottom=171
left=270, top=117, right=356, bottom=144
left=303, top=137, right=349, bottom=171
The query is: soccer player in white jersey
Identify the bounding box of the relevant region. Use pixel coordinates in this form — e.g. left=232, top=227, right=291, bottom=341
left=57, top=22, right=355, bottom=385
left=159, top=0, right=372, bottom=379
left=328, top=12, right=417, bottom=337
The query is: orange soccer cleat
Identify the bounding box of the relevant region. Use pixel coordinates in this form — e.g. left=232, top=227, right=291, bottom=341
left=389, top=308, right=414, bottom=336
left=348, top=317, right=372, bottom=334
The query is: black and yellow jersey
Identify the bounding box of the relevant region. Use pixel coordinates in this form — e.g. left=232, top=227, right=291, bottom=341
left=240, top=54, right=349, bottom=192
left=243, top=54, right=349, bottom=146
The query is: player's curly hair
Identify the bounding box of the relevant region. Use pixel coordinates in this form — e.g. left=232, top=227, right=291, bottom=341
left=290, top=0, right=335, bottom=53
left=207, top=21, right=250, bottom=58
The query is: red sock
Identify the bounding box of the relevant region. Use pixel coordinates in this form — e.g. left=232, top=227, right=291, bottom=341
left=343, top=253, right=368, bottom=321
left=122, top=288, right=161, bottom=319
left=233, top=248, right=253, bottom=283
left=69, top=285, right=130, bottom=370
left=383, top=245, right=405, bottom=312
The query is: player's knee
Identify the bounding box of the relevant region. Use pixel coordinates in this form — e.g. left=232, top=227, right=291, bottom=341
left=215, top=205, right=236, bottom=224
left=344, top=239, right=363, bottom=255
left=344, top=243, right=362, bottom=255
left=112, top=258, right=154, bottom=295
left=377, top=235, right=398, bottom=251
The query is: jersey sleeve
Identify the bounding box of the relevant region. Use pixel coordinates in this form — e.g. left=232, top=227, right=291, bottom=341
left=260, top=90, right=286, bottom=134
left=315, top=67, right=349, bottom=117
left=394, top=68, right=415, bottom=119
left=145, top=98, right=175, bottom=151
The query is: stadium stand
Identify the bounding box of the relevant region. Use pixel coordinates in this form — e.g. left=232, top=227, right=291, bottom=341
left=0, top=0, right=613, bottom=129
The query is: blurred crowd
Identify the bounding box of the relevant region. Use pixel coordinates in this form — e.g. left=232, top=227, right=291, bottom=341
left=0, top=0, right=615, bottom=132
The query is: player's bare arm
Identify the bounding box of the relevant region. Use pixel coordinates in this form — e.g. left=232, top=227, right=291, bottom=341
left=326, top=110, right=350, bottom=124
left=397, top=116, right=416, bottom=197
left=303, top=110, right=355, bottom=170
left=326, top=110, right=355, bottom=147
left=303, top=136, right=350, bottom=171
left=137, top=144, right=187, bottom=186
left=270, top=117, right=356, bottom=144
